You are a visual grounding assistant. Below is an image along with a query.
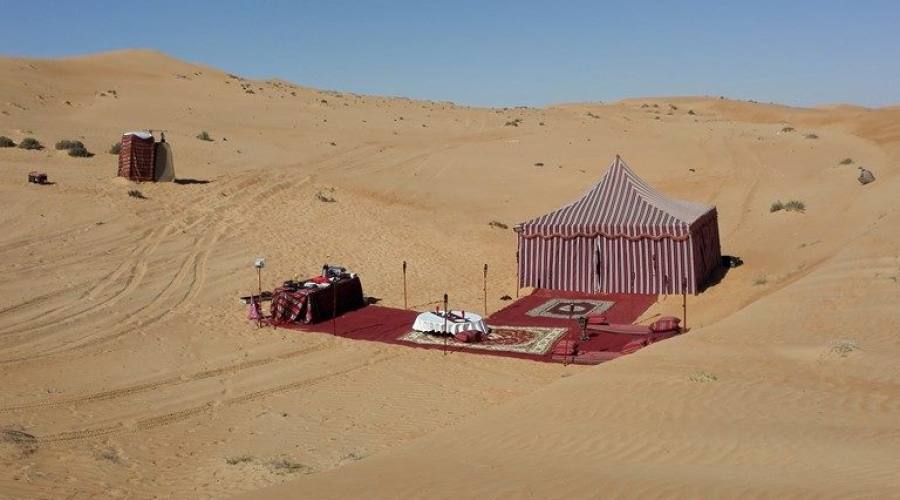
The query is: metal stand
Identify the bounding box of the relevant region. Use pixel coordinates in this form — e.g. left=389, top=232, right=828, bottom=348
left=483, top=264, right=488, bottom=318
left=442, top=293, right=449, bottom=356
left=403, top=261, right=408, bottom=310
left=256, top=267, right=262, bottom=328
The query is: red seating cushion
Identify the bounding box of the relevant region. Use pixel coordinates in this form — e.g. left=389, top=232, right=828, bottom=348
left=650, top=316, right=681, bottom=332
left=552, top=340, right=578, bottom=356
left=455, top=331, right=480, bottom=343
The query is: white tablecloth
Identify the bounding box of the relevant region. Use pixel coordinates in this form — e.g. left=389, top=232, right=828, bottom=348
left=412, top=310, right=488, bottom=334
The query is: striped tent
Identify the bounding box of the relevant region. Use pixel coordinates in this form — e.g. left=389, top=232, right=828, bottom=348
left=117, top=131, right=156, bottom=182
left=516, top=156, right=721, bottom=295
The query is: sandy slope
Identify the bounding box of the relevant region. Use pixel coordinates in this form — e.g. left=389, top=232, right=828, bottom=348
left=1, top=50, right=898, bottom=499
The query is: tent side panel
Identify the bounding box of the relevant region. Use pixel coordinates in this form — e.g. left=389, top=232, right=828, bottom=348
left=518, top=236, right=595, bottom=293
left=690, top=212, right=722, bottom=292
left=598, top=236, right=693, bottom=294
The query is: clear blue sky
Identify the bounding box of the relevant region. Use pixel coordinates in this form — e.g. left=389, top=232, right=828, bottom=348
left=2, top=1, right=898, bottom=107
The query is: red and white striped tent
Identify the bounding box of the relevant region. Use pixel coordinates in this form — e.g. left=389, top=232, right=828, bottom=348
left=516, top=156, right=721, bottom=295
left=117, top=131, right=156, bottom=182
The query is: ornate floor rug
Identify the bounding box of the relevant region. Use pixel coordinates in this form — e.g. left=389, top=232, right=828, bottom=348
left=524, top=298, right=614, bottom=319
left=398, top=325, right=568, bottom=355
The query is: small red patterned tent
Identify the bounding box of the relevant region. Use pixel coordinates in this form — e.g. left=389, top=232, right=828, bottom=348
left=516, top=156, right=721, bottom=295
left=117, top=131, right=155, bottom=182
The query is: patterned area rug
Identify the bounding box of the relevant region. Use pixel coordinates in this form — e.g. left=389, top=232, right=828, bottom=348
left=398, top=325, right=568, bottom=355
left=525, top=298, right=614, bottom=319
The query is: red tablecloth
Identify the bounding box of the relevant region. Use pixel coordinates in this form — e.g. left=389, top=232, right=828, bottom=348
left=270, top=276, right=364, bottom=324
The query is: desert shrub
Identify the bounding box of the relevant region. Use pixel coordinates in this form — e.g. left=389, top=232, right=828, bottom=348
left=488, top=220, right=508, bottom=229
left=689, top=371, right=718, bottom=383
left=781, top=126, right=795, bottom=133
left=0, top=136, right=15, bottom=147
left=128, top=189, right=146, bottom=199
left=97, top=448, right=122, bottom=463
left=687, top=109, right=695, bottom=115
left=534, top=162, right=544, bottom=167
left=315, top=191, right=336, bottom=202
left=504, top=118, right=522, bottom=127
left=830, top=340, right=858, bottom=357
left=196, top=131, right=213, bottom=141
left=805, top=133, right=818, bottom=139
left=109, top=142, right=121, bottom=154
left=784, top=200, right=805, bottom=212
left=753, top=276, right=768, bottom=286
left=267, top=458, right=307, bottom=474
left=839, top=158, right=853, bottom=165
left=68, top=144, right=94, bottom=157
left=770, top=200, right=785, bottom=212
left=225, top=455, right=254, bottom=465
left=18, top=137, right=43, bottom=150
left=55, top=139, right=84, bottom=150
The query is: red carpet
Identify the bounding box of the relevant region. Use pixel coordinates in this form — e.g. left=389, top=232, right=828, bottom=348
left=273, top=289, right=667, bottom=364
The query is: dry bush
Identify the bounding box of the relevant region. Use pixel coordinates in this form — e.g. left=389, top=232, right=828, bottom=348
left=55, top=139, right=84, bottom=150
left=18, top=137, right=43, bottom=150
left=225, top=455, right=254, bottom=465
left=689, top=371, right=718, bottom=383
left=109, top=142, right=122, bottom=154
left=196, top=131, right=213, bottom=141
left=128, top=189, right=146, bottom=199
left=68, top=144, right=94, bottom=157
left=0, top=136, right=15, bottom=147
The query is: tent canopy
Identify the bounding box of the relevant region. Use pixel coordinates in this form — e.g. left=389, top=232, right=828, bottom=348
left=517, top=156, right=714, bottom=241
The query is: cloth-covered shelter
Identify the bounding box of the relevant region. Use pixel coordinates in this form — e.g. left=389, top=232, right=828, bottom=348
left=516, top=156, right=721, bottom=295
left=117, top=131, right=156, bottom=182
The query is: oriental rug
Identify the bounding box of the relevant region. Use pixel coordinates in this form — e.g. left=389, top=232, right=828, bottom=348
left=524, top=298, right=613, bottom=319
left=398, top=325, right=568, bottom=355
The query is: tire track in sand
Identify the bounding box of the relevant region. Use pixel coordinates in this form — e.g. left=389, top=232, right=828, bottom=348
left=35, top=352, right=400, bottom=444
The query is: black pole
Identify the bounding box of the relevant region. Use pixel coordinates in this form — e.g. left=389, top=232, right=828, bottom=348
left=443, top=293, right=449, bottom=356
left=402, top=260, right=408, bottom=310
left=483, top=264, right=488, bottom=318
left=682, top=278, right=687, bottom=329
left=515, top=251, right=520, bottom=298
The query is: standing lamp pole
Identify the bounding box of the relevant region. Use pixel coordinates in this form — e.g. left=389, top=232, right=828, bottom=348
left=443, top=293, right=449, bottom=356
left=682, top=278, right=688, bottom=330
left=515, top=251, right=520, bottom=299
left=254, top=257, right=266, bottom=329
left=402, top=260, right=408, bottom=310
left=256, top=267, right=262, bottom=328
left=483, top=264, right=488, bottom=318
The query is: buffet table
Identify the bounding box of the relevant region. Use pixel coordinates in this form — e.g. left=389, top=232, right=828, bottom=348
left=270, top=276, right=365, bottom=324
left=412, top=310, right=488, bottom=335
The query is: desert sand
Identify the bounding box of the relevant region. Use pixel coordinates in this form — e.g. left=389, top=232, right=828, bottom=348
left=1, top=50, right=898, bottom=499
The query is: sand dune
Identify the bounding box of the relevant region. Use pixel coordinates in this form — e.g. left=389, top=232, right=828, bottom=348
left=1, top=50, right=898, bottom=499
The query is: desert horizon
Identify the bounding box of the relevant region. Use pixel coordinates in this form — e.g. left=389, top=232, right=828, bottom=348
left=2, top=44, right=899, bottom=500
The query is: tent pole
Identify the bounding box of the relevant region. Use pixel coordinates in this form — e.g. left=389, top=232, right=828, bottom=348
left=402, top=260, right=408, bottom=310
left=483, top=264, right=488, bottom=318
left=682, top=278, right=687, bottom=330
left=443, top=293, right=449, bottom=356
left=256, top=267, right=262, bottom=329
left=515, top=251, right=520, bottom=298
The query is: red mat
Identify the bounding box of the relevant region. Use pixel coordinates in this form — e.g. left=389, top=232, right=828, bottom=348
left=272, top=289, right=663, bottom=364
